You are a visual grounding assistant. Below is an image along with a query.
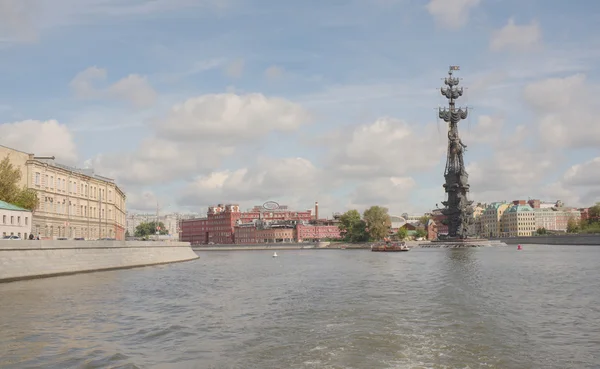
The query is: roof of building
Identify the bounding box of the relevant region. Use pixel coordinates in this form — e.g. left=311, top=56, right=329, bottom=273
left=507, top=204, right=534, bottom=213
left=0, top=200, right=30, bottom=212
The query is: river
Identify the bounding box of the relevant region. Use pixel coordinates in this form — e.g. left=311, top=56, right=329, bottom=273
left=1, top=245, right=598, bottom=368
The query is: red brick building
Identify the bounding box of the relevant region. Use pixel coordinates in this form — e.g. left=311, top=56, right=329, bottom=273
left=296, top=224, right=341, bottom=242
left=180, top=203, right=319, bottom=245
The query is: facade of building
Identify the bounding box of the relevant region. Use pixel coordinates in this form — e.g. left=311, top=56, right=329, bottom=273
left=1, top=145, right=126, bottom=240
left=296, top=224, right=340, bottom=242
left=503, top=203, right=536, bottom=237
left=179, top=203, right=340, bottom=245
left=0, top=200, right=33, bottom=239
left=126, top=212, right=197, bottom=239
left=481, top=202, right=511, bottom=237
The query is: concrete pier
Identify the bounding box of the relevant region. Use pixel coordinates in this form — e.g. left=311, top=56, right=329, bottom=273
left=0, top=240, right=199, bottom=283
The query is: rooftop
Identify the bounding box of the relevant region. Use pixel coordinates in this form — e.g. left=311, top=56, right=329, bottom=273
left=507, top=204, right=534, bottom=213
left=0, top=200, right=30, bottom=212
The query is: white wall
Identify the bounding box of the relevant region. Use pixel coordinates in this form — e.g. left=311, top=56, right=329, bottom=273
left=0, top=240, right=198, bottom=282
left=0, top=208, right=32, bottom=238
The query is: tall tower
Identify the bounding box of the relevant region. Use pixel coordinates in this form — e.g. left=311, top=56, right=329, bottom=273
left=438, top=66, right=474, bottom=239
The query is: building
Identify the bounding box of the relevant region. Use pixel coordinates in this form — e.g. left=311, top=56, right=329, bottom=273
left=527, top=199, right=581, bottom=232
left=502, top=203, right=536, bottom=237
left=0, top=200, right=32, bottom=239
left=296, top=224, right=340, bottom=242
left=0, top=145, right=126, bottom=240
left=179, top=202, right=341, bottom=244
left=126, top=212, right=197, bottom=239
left=481, top=202, right=511, bottom=237
left=389, top=215, right=407, bottom=232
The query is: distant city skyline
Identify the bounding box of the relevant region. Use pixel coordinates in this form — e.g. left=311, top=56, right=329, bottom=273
left=1, top=0, right=598, bottom=217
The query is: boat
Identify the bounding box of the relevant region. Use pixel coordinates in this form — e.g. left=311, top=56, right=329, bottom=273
left=371, top=238, right=410, bottom=252
left=273, top=252, right=278, bottom=257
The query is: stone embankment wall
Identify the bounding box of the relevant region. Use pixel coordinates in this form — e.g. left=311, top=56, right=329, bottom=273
left=0, top=240, right=199, bottom=283
left=193, top=243, right=318, bottom=251
left=496, top=234, right=600, bottom=245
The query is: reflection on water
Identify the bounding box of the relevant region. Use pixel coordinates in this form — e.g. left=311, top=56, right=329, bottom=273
left=1, top=246, right=599, bottom=368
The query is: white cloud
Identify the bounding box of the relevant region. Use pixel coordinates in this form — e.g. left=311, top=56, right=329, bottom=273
left=265, top=65, right=284, bottom=80
left=0, top=0, right=38, bottom=43
left=126, top=190, right=161, bottom=212
left=426, top=0, right=480, bottom=29
left=523, top=74, right=600, bottom=149
left=538, top=157, right=600, bottom=207
left=325, top=117, right=446, bottom=179
left=347, top=176, right=417, bottom=214
left=0, top=119, right=78, bottom=164
left=177, top=156, right=331, bottom=212
left=490, top=18, right=542, bottom=52
left=156, top=93, right=311, bottom=142
left=69, top=67, right=157, bottom=108
left=87, top=93, right=311, bottom=186
left=224, top=58, right=244, bottom=78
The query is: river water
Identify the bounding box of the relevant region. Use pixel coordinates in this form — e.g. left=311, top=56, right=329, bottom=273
left=0, top=245, right=599, bottom=369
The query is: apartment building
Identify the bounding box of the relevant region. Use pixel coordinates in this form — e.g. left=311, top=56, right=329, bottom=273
left=1, top=145, right=126, bottom=240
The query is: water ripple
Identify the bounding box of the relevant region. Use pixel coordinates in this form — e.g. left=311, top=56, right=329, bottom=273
left=0, top=246, right=599, bottom=368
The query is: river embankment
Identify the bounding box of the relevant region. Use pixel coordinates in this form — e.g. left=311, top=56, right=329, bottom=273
left=496, top=234, right=600, bottom=245
left=192, top=243, right=320, bottom=251
left=0, top=240, right=198, bottom=283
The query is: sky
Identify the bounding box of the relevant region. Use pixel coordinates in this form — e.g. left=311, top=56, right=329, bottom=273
left=0, top=0, right=599, bottom=217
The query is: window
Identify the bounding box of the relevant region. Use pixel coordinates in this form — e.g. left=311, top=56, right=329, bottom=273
left=35, top=172, right=41, bottom=185
left=50, top=176, right=54, bottom=189
left=45, top=174, right=49, bottom=187
left=17, top=216, right=21, bottom=225
left=2, top=215, right=5, bottom=223
left=10, top=216, right=14, bottom=224
left=25, top=217, right=28, bottom=225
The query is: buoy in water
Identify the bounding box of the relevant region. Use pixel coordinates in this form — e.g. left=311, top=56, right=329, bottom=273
left=273, top=252, right=278, bottom=257
left=517, top=245, right=522, bottom=250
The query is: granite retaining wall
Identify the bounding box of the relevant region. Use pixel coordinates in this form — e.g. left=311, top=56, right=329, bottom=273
left=0, top=240, right=199, bottom=283
left=496, top=234, right=600, bottom=245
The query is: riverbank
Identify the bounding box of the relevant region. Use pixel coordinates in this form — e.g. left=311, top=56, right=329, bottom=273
left=496, top=234, right=600, bottom=245
left=193, top=243, right=319, bottom=251
left=0, top=240, right=198, bottom=283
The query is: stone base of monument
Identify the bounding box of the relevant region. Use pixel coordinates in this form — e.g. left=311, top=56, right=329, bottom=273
left=419, top=238, right=507, bottom=248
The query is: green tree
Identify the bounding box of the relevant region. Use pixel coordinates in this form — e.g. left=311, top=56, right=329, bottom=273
left=0, top=155, right=39, bottom=211
left=536, top=227, right=547, bottom=235
left=588, top=203, right=600, bottom=223
left=415, top=228, right=427, bottom=239
left=363, top=206, right=391, bottom=241
left=418, top=215, right=431, bottom=225
left=135, top=221, right=168, bottom=237
left=397, top=227, right=408, bottom=240
left=566, top=217, right=579, bottom=233
left=338, top=210, right=369, bottom=242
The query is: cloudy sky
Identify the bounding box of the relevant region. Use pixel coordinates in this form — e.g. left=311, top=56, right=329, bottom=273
left=0, top=0, right=599, bottom=217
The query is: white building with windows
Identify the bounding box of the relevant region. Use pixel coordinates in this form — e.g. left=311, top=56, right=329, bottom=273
left=0, top=200, right=33, bottom=239
left=1, top=144, right=126, bottom=240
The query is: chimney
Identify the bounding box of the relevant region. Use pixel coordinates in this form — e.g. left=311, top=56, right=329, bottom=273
left=315, top=201, right=319, bottom=220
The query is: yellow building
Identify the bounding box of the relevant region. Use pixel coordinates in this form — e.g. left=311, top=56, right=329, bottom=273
left=0, top=145, right=126, bottom=240
left=481, top=202, right=510, bottom=237
left=502, top=204, right=536, bottom=237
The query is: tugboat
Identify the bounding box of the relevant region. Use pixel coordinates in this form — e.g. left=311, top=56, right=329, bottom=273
left=371, top=237, right=410, bottom=252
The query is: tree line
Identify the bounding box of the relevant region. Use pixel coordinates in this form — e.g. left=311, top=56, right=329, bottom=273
left=565, top=203, right=600, bottom=234
left=0, top=156, right=39, bottom=211
left=134, top=221, right=169, bottom=238
left=337, top=206, right=427, bottom=242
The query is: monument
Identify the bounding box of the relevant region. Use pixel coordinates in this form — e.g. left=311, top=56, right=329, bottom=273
left=439, top=65, right=474, bottom=239
left=423, top=66, right=505, bottom=248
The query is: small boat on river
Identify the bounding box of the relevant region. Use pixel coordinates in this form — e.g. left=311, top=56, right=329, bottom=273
left=371, top=238, right=410, bottom=252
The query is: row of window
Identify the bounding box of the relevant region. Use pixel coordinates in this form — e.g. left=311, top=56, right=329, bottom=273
left=34, top=171, right=124, bottom=209
left=1, top=215, right=29, bottom=226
